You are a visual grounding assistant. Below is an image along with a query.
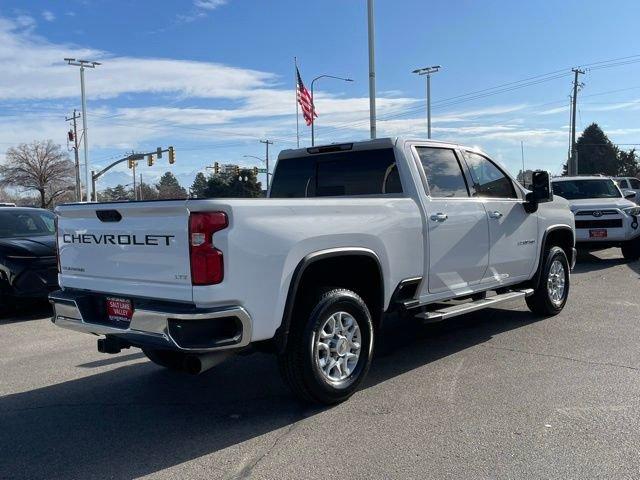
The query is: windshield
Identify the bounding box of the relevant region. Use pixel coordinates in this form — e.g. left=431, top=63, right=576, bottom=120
left=552, top=179, right=621, bottom=200
left=0, top=210, right=56, bottom=238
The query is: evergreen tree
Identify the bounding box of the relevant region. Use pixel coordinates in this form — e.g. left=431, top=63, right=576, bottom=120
left=563, top=123, right=619, bottom=175
left=616, top=148, right=639, bottom=177
left=98, top=184, right=133, bottom=202
left=227, top=169, right=263, bottom=198
left=156, top=172, right=187, bottom=199
left=138, top=182, right=159, bottom=201
left=191, top=172, right=209, bottom=198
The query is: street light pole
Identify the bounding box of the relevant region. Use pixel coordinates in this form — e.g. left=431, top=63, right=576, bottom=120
left=259, top=139, right=273, bottom=192
left=65, top=58, right=101, bottom=201
left=367, top=0, right=376, bottom=139
left=412, top=65, right=441, bottom=139
left=310, top=75, right=353, bottom=146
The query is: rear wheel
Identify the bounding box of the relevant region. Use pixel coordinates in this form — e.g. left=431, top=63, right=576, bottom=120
left=142, top=349, right=186, bottom=371
left=278, top=288, right=374, bottom=405
left=621, top=238, right=640, bottom=261
left=526, top=246, right=569, bottom=316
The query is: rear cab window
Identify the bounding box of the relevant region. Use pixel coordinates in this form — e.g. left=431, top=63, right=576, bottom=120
left=270, top=148, right=403, bottom=198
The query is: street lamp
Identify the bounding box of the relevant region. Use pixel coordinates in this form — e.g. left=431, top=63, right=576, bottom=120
left=310, top=75, right=354, bottom=146
left=65, top=58, right=101, bottom=201
left=412, top=65, right=441, bottom=139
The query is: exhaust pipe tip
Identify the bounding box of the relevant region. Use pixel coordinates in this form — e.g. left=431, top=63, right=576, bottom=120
left=183, top=352, right=231, bottom=375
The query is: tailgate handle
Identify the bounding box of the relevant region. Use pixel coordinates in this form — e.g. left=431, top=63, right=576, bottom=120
left=96, top=210, right=122, bottom=222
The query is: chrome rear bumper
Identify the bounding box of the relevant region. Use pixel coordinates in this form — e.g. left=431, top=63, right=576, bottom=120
left=49, top=289, right=252, bottom=352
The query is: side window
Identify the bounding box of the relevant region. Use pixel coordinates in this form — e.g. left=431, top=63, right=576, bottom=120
left=415, top=147, right=469, bottom=198
left=463, top=152, right=517, bottom=199
left=629, top=178, right=640, bottom=189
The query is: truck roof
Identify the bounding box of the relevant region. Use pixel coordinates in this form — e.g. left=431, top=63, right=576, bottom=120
left=278, top=137, right=473, bottom=160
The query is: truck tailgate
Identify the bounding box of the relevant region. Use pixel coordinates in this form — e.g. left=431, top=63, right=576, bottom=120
left=56, top=201, right=193, bottom=302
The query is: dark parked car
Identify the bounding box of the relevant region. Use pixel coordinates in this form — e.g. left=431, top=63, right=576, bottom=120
left=0, top=207, right=58, bottom=308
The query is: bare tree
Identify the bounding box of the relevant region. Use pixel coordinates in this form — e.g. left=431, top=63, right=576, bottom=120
left=0, top=140, right=75, bottom=208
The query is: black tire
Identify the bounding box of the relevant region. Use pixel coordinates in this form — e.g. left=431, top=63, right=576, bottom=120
left=621, top=238, right=640, bottom=261
left=526, top=246, right=570, bottom=316
left=142, top=349, right=186, bottom=371
left=278, top=288, right=374, bottom=405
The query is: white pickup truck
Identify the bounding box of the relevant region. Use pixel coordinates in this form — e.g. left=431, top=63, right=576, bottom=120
left=51, top=138, right=575, bottom=404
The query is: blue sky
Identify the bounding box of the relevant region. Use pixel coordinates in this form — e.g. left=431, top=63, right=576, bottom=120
left=1, top=0, right=640, bottom=192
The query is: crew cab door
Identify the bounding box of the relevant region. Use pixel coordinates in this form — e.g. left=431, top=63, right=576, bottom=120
left=461, top=151, right=538, bottom=282
left=414, top=146, right=490, bottom=294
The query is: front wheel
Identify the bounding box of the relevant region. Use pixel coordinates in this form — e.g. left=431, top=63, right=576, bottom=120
left=621, top=238, right=640, bottom=261
left=278, top=288, right=374, bottom=405
left=526, top=246, right=570, bottom=316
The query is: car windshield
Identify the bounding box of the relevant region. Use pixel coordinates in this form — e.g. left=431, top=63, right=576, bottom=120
left=0, top=210, right=55, bottom=238
left=552, top=179, right=621, bottom=200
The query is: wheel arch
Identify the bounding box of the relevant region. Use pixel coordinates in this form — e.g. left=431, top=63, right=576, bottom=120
left=531, top=225, right=575, bottom=290
left=274, top=248, right=384, bottom=354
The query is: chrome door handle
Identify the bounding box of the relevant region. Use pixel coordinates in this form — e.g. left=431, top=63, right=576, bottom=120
left=488, top=211, right=503, bottom=219
left=430, top=213, right=448, bottom=222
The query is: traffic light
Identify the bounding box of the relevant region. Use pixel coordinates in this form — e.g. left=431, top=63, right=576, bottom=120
left=156, top=147, right=162, bottom=159
left=252, top=166, right=258, bottom=176
left=234, top=165, right=240, bottom=175
left=128, top=158, right=135, bottom=169
left=147, top=154, right=154, bottom=167
left=168, top=146, right=175, bottom=164
left=67, top=130, right=74, bottom=142
left=214, top=162, right=220, bottom=174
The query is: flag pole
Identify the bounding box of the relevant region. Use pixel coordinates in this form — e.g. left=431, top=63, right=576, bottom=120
left=294, top=56, right=300, bottom=148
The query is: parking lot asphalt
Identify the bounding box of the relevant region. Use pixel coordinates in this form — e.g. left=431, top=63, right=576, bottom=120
left=1, top=248, right=640, bottom=480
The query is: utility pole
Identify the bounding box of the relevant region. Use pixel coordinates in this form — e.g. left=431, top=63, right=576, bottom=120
left=260, top=139, right=274, bottom=192
left=570, top=68, right=585, bottom=176
left=65, top=109, right=82, bottom=201
left=65, top=58, right=101, bottom=202
left=412, top=65, right=442, bottom=139
left=367, top=0, right=376, bottom=139
left=521, top=140, right=526, bottom=186
left=139, top=173, right=143, bottom=201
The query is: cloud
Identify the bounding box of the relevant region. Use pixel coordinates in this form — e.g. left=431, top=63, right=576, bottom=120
left=42, top=10, right=56, bottom=22
left=0, top=17, right=275, bottom=101
left=13, top=14, right=36, bottom=30
left=193, top=0, right=227, bottom=10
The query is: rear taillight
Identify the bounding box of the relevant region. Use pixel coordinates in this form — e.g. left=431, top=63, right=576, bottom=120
left=54, top=215, right=61, bottom=274
left=189, top=212, right=228, bottom=285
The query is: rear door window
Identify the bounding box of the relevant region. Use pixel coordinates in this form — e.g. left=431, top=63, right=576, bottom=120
left=415, top=147, right=469, bottom=198
left=629, top=178, right=640, bottom=189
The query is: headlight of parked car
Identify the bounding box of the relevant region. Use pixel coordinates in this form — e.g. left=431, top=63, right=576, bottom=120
left=623, top=206, right=640, bottom=216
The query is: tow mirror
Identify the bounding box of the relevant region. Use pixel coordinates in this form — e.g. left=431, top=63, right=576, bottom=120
left=524, top=170, right=553, bottom=213
left=623, top=189, right=636, bottom=200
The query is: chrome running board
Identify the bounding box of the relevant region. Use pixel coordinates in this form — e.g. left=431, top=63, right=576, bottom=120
left=416, top=289, right=534, bottom=323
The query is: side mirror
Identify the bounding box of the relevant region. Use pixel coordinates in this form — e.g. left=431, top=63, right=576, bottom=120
left=524, top=170, right=553, bottom=213
left=623, top=189, right=636, bottom=200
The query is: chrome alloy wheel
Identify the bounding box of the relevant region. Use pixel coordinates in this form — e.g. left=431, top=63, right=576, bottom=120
left=547, top=259, right=566, bottom=306
left=314, top=311, right=362, bottom=383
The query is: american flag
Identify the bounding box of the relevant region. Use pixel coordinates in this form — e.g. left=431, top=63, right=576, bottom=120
left=296, top=67, right=317, bottom=126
